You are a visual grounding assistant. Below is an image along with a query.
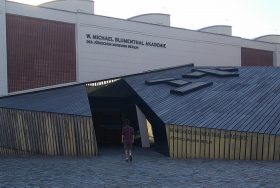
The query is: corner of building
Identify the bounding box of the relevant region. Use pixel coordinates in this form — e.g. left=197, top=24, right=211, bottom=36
left=0, top=0, right=8, bottom=96
left=274, top=44, right=280, bottom=66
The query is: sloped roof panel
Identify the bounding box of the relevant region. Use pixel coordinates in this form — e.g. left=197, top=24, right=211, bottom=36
left=124, top=66, right=280, bottom=135
left=0, top=85, right=92, bottom=117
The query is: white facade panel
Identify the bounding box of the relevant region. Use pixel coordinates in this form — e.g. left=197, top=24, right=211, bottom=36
left=77, top=13, right=275, bottom=52
left=77, top=14, right=244, bottom=82
left=0, top=0, right=8, bottom=96
left=275, top=44, right=280, bottom=66
left=194, top=42, right=241, bottom=66
left=78, top=22, right=196, bottom=82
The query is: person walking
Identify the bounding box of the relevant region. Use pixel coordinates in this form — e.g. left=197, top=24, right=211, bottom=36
left=121, top=120, right=134, bottom=162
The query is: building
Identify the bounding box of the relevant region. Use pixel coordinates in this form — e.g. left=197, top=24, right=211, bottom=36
left=0, top=0, right=280, bottom=160
left=123, top=65, right=280, bottom=160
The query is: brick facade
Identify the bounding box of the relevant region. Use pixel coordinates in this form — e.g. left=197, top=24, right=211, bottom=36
left=6, top=14, right=76, bottom=92
left=241, top=47, right=273, bottom=66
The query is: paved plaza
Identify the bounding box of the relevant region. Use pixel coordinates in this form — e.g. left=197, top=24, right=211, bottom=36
left=1, top=146, right=280, bottom=187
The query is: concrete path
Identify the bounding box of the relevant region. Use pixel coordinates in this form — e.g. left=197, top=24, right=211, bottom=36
left=0, top=146, right=280, bottom=187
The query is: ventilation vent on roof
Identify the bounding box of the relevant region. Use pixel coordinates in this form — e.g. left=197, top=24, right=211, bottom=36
left=145, top=78, right=176, bottom=85
left=216, top=67, right=238, bottom=72
left=192, top=68, right=239, bottom=77
left=166, top=79, right=191, bottom=87
left=182, top=71, right=206, bottom=79
left=170, top=82, right=213, bottom=95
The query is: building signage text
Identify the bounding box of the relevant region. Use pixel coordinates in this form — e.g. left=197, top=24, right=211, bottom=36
left=86, top=34, right=166, bottom=50
left=169, top=127, right=247, bottom=142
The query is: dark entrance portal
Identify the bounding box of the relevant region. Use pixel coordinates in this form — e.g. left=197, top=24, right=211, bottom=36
left=87, top=80, right=139, bottom=146
left=92, top=98, right=138, bottom=146
left=94, top=110, right=123, bottom=145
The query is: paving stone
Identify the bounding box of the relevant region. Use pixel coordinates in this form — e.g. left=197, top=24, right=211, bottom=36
left=0, top=146, right=280, bottom=187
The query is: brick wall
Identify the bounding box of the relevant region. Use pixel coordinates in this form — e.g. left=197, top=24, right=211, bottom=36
left=6, top=14, right=76, bottom=92
left=241, top=47, right=273, bottom=66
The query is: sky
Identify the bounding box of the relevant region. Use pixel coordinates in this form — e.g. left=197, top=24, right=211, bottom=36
left=8, top=0, right=280, bottom=39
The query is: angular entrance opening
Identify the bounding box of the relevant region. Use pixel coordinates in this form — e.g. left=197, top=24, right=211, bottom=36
left=87, top=80, right=144, bottom=147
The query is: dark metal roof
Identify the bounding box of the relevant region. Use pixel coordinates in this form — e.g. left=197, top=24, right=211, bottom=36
left=170, top=81, right=213, bottom=95
left=145, top=78, right=176, bottom=85
left=0, top=85, right=92, bottom=117
left=193, top=68, right=239, bottom=77
left=183, top=71, right=206, bottom=79
left=124, top=66, right=280, bottom=135
left=166, top=79, right=191, bottom=87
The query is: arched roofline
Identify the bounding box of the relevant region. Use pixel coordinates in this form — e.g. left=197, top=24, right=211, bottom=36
left=128, top=13, right=170, bottom=20
left=39, top=0, right=93, bottom=6
left=254, top=34, right=280, bottom=40
left=254, top=34, right=280, bottom=44
left=198, top=25, right=232, bottom=31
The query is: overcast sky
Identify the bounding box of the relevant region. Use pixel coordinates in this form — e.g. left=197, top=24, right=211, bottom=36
left=8, top=0, right=280, bottom=39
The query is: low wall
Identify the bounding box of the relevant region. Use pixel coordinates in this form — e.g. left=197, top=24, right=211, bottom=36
left=0, top=108, right=98, bottom=156
left=166, top=125, right=280, bottom=160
